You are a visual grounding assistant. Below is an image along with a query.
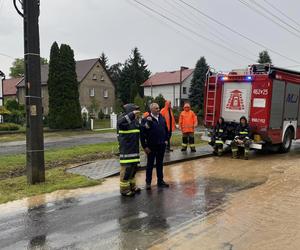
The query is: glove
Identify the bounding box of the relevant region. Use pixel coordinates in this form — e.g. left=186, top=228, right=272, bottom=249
left=245, top=137, right=249, bottom=140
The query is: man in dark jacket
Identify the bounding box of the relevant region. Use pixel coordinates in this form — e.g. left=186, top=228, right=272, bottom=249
left=141, top=103, right=169, bottom=190
left=210, top=117, right=227, bottom=156
left=117, top=103, right=141, bottom=197
left=231, top=116, right=252, bottom=160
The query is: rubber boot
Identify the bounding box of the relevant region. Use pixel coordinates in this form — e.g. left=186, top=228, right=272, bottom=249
left=232, top=149, right=238, bottom=159
left=244, top=149, right=249, bottom=160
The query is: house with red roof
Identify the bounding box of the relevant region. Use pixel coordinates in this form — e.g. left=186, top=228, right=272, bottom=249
left=142, top=68, right=194, bottom=107
left=3, top=77, right=23, bottom=102
left=16, top=58, right=115, bottom=115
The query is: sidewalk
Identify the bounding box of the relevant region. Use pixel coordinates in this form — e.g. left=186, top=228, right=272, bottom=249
left=67, top=145, right=213, bottom=179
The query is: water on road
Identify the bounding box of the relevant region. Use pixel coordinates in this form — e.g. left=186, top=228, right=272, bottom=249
left=0, top=143, right=300, bottom=249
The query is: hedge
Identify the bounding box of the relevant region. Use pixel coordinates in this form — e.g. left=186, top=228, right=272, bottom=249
left=0, top=123, right=20, bottom=131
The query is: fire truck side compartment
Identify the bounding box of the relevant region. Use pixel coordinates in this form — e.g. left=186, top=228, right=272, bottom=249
left=269, top=80, right=285, bottom=129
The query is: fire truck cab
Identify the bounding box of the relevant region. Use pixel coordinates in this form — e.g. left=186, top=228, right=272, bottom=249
left=204, top=64, right=300, bottom=152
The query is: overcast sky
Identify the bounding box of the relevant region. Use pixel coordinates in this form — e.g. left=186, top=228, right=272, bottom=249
left=1, top=0, right=300, bottom=77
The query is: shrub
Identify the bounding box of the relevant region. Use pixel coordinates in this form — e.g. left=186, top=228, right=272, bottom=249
left=0, top=123, right=20, bottom=131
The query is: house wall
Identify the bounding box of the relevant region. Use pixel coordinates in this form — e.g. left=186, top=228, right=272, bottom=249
left=143, top=73, right=193, bottom=107
left=17, top=61, right=116, bottom=116
left=17, top=85, right=48, bottom=114
left=79, top=61, right=115, bottom=115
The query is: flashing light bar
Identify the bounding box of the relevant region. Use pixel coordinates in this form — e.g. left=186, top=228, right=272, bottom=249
left=220, top=75, right=253, bottom=81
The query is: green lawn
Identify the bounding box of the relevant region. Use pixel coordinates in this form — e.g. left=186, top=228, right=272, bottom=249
left=0, top=142, right=118, bottom=180
left=0, top=133, right=205, bottom=204
left=0, top=167, right=102, bottom=204
left=93, top=119, right=111, bottom=129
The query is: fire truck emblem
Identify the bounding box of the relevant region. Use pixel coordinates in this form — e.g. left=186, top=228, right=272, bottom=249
left=225, top=89, right=245, bottom=111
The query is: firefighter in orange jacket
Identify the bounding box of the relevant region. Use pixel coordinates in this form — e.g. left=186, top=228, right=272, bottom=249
left=160, top=100, right=176, bottom=152
left=179, top=103, right=198, bottom=152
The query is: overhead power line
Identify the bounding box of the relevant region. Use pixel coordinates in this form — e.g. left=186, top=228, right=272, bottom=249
left=164, top=0, right=258, bottom=58
left=238, top=0, right=300, bottom=39
left=251, top=0, right=300, bottom=34
left=131, top=0, right=256, bottom=62
left=177, top=0, right=300, bottom=64
left=262, top=0, right=300, bottom=29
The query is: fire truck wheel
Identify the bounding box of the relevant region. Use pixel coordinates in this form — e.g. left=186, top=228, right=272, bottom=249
left=279, top=128, right=293, bottom=153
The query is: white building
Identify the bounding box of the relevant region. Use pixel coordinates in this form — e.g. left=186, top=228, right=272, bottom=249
left=142, top=68, right=194, bottom=108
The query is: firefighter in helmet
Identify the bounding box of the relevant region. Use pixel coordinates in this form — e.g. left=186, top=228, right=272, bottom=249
left=117, top=103, right=141, bottom=197
left=231, top=116, right=252, bottom=160
left=179, top=103, right=198, bottom=152
left=210, top=117, right=227, bottom=156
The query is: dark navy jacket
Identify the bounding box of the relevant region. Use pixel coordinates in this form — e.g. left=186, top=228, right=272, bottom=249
left=140, top=113, right=168, bottom=148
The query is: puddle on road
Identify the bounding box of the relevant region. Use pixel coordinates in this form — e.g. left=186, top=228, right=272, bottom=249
left=1, top=145, right=300, bottom=250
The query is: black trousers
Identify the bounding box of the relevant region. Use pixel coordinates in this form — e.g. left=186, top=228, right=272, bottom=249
left=167, top=131, right=172, bottom=150
left=146, top=143, right=166, bottom=184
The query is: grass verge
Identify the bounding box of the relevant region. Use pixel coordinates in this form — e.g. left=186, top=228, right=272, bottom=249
left=0, top=167, right=102, bottom=204
left=0, top=142, right=119, bottom=180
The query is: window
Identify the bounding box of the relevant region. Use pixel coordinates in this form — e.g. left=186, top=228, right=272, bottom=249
left=183, top=87, right=187, bottom=94
left=103, top=89, right=108, bottom=98
left=92, top=74, right=97, bottom=80
left=89, top=88, right=95, bottom=97
left=104, top=107, right=109, bottom=115
left=100, top=74, right=104, bottom=81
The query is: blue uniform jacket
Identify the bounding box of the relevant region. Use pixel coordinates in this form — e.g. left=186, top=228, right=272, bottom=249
left=140, top=113, right=168, bottom=148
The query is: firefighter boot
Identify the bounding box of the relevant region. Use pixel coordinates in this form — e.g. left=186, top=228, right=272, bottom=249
left=244, top=149, right=249, bottom=160
left=189, top=135, right=196, bottom=152
left=120, top=165, right=135, bottom=197
left=181, top=135, right=188, bottom=151
left=129, top=178, right=141, bottom=194
left=120, top=181, right=135, bottom=197
left=232, top=150, right=238, bottom=159
left=217, top=145, right=223, bottom=156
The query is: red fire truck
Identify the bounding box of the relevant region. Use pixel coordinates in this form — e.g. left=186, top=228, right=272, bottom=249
left=204, top=64, right=300, bottom=152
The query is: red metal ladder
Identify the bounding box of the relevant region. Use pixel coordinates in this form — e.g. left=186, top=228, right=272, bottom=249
left=205, top=73, right=218, bottom=126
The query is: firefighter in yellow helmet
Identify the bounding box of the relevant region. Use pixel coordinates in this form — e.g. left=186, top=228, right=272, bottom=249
left=117, top=103, right=141, bottom=197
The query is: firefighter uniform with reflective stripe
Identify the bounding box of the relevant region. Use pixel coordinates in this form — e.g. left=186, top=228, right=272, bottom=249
left=231, top=116, right=251, bottom=160
left=179, top=103, right=198, bottom=152
left=210, top=117, right=227, bottom=156
left=118, top=104, right=141, bottom=196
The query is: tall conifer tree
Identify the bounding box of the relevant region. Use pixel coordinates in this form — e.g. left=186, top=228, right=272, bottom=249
left=118, top=47, right=150, bottom=103
left=47, top=42, right=61, bottom=128
left=189, top=57, right=208, bottom=113
left=58, top=44, right=82, bottom=129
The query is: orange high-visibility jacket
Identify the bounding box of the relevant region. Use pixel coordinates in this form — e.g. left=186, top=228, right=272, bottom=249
left=179, top=109, right=198, bottom=133
left=160, top=100, right=176, bottom=132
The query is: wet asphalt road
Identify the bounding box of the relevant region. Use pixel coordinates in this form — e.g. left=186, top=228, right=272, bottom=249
left=0, top=142, right=300, bottom=249
left=0, top=133, right=117, bottom=155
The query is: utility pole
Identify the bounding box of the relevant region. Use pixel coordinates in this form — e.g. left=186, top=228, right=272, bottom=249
left=0, top=71, right=5, bottom=123
left=14, top=0, right=45, bottom=183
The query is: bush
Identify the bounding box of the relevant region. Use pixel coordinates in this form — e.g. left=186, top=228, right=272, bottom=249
left=0, top=123, right=20, bottom=131
left=98, top=110, right=105, bottom=120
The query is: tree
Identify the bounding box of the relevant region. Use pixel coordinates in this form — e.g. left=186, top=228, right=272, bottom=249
left=99, top=52, right=109, bottom=71
left=134, top=94, right=145, bottom=113
left=258, top=50, right=272, bottom=64
left=118, top=47, right=151, bottom=104
left=109, top=62, right=123, bottom=95
left=9, top=57, right=48, bottom=78
left=47, top=42, right=82, bottom=129
left=154, top=94, right=166, bottom=110
left=189, top=57, right=209, bottom=113
left=47, top=42, right=61, bottom=128
left=58, top=44, right=82, bottom=129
